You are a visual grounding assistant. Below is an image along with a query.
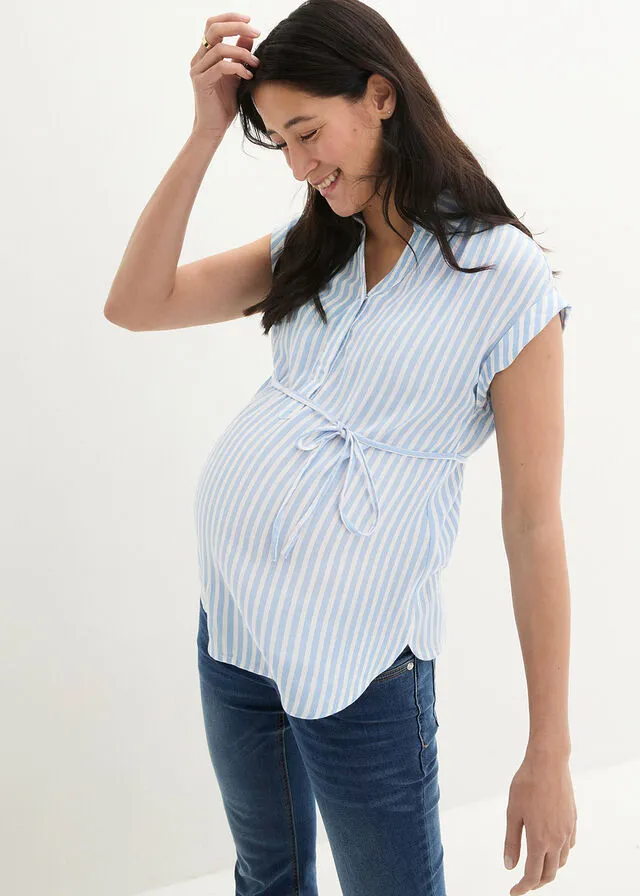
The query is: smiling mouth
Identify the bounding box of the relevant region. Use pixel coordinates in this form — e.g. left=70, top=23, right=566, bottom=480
left=316, top=169, right=342, bottom=195
left=310, top=168, right=338, bottom=186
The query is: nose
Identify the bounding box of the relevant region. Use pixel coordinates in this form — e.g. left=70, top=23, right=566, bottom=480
left=285, top=146, right=318, bottom=185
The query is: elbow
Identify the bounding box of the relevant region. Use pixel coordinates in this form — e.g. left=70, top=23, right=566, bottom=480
left=103, top=298, right=143, bottom=331
left=501, top=506, right=564, bottom=541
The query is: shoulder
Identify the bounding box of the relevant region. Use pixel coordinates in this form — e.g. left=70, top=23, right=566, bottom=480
left=472, top=223, right=551, bottom=283
left=466, top=224, right=561, bottom=358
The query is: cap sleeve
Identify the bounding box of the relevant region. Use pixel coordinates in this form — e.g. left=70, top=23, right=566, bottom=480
left=270, top=213, right=302, bottom=274
left=473, top=229, right=572, bottom=414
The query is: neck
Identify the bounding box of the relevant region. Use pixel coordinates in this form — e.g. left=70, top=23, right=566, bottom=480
left=359, top=202, right=414, bottom=248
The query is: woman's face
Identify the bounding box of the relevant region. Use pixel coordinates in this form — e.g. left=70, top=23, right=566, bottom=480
left=253, top=77, right=394, bottom=218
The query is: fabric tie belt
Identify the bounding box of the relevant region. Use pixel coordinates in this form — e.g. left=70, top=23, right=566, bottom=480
left=268, top=377, right=470, bottom=562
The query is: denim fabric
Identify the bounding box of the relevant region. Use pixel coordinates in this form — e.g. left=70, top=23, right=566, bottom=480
left=197, top=602, right=446, bottom=895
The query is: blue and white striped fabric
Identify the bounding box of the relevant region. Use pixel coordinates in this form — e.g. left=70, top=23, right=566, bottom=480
left=193, top=189, right=572, bottom=719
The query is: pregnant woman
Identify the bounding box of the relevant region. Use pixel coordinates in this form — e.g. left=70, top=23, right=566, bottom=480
left=104, top=3, right=577, bottom=894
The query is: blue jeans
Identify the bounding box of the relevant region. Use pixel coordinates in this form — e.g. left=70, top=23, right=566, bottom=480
left=197, top=602, right=446, bottom=895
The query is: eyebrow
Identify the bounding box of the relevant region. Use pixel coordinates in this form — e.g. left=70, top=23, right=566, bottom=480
left=266, top=115, right=317, bottom=137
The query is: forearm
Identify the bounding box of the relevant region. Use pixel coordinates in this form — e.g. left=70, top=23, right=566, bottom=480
left=502, top=513, right=572, bottom=759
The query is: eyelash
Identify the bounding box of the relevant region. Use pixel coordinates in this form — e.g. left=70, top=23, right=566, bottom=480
left=273, top=130, right=318, bottom=150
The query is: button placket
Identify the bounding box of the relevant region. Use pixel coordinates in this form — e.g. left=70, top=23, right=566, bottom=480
left=312, top=299, right=368, bottom=389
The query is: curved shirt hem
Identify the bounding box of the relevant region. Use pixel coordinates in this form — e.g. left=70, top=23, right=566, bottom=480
left=202, top=640, right=441, bottom=719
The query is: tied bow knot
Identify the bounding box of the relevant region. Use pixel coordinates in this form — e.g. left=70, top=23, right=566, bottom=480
left=270, top=418, right=380, bottom=562
left=296, top=419, right=347, bottom=449
left=267, top=374, right=471, bottom=563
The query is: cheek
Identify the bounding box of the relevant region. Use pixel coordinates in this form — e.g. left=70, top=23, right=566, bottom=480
left=331, top=135, right=362, bottom=169
left=346, top=126, right=376, bottom=160
left=320, top=136, right=344, bottom=160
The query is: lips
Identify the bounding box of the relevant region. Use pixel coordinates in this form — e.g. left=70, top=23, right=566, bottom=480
left=319, top=170, right=341, bottom=196
left=312, top=168, right=340, bottom=188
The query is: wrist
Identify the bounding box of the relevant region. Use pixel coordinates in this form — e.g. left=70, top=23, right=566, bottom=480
left=525, top=737, right=571, bottom=762
left=190, top=125, right=226, bottom=146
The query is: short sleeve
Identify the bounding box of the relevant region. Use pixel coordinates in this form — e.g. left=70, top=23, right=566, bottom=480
left=270, top=213, right=302, bottom=274
left=473, top=230, right=572, bottom=414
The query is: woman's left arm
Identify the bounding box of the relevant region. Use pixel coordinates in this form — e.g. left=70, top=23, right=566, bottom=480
left=489, top=311, right=577, bottom=895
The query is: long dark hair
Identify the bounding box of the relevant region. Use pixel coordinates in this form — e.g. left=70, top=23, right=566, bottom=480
left=236, top=0, right=559, bottom=335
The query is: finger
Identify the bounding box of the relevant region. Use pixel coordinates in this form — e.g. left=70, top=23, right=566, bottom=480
left=196, top=17, right=259, bottom=63
left=191, top=41, right=258, bottom=77
left=510, top=849, right=545, bottom=896
left=190, top=13, right=251, bottom=65
left=531, top=850, right=561, bottom=889
left=558, top=838, right=571, bottom=868
left=504, top=808, right=524, bottom=870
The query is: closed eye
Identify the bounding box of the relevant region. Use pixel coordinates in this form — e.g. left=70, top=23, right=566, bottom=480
left=273, top=130, right=318, bottom=150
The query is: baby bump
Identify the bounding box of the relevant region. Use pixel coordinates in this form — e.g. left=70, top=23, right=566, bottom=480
left=193, top=387, right=315, bottom=567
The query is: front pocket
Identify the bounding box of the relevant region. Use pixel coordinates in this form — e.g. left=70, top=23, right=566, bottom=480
left=371, top=646, right=414, bottom=683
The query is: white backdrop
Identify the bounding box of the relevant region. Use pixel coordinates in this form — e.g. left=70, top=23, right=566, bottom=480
left=2, top=2, right=638, bottom=895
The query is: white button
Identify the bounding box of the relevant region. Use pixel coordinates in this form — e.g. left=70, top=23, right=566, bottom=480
left=407, top=661, right=414, bottom=670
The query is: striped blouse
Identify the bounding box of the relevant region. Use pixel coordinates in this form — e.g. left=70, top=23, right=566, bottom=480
left=193, top=189, right=572, bottom=719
